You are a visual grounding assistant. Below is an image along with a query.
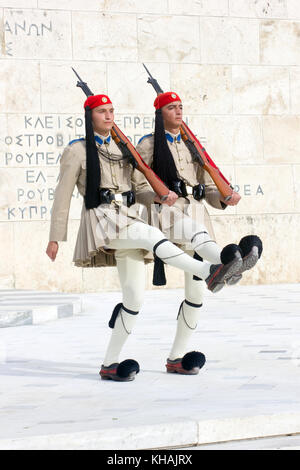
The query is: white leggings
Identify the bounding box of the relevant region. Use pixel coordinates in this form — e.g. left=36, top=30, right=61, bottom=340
left=114, top=249, right=205, bottom=311
left=103, top=222, right=210, bottom=366
left=115, top=248, right=146, bottom=311
left=168, top=216, right=221, bottom=264
left=107, top=222, right=213, bottom=283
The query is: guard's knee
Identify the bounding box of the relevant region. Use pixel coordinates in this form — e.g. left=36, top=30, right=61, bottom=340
left=145, top=225, right=166, bottom=245
left=177, top=300, right=202, bottom=330
left=122, top=286, right=144, bottom=312
left=121, top=275, right=144, bottom=311
left=191, top=230, right=213, bottom=249
left=128, top=223, right=163, bottom=242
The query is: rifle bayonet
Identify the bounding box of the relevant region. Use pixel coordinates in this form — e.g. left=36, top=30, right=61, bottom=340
left=71, top=67, right=94, bottom=97
left=142, top=63, right=164, bottom=95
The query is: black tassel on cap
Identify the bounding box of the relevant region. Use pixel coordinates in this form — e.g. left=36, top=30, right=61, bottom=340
left=84, top=106, right=101, bottom=209
left=152, top=109, right=178, bottom=188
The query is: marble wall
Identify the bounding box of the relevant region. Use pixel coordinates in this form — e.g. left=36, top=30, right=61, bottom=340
left=0, top=0, right=299, bottom=292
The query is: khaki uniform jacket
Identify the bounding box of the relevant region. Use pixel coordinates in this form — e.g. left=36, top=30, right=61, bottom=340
left=134, top=133, right=226, bottom=240
left=49, top=135, right=153, bottom=267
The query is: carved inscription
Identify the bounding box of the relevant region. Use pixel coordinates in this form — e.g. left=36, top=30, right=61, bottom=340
left=0, top=113, right=263, bottom=222
left=4, top=19, right=53, bottom=56
left=0, top=114, right=159, bottom=221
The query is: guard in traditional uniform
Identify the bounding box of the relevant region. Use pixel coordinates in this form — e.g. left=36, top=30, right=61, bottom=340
left=46, top=93, right=251, bottom=381
left=135, top=91, right=263, bottom=375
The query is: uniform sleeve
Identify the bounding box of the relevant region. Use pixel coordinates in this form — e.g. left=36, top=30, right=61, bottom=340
left=132, top=137, right=156, bottom=207
left=49, top=146, right=81, bottom=242
left=197, top=166, right=227, bottom=211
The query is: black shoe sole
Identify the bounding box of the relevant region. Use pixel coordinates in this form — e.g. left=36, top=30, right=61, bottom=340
left=206, top=256, right=243, bottom=293
left=100, top=371, right=137, bottom=382
left=226, top=247, right=259, bottom=286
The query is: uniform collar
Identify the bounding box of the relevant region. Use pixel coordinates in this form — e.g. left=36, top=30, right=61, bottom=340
left=165, top=131, right=181, bottom=143
left=95, top=133, right=111, bottom=145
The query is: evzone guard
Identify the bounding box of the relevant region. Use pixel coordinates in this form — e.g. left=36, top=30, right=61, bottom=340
left=133, top=66, right=263, bottom=375
left=46, top=71, right=262, bottom=381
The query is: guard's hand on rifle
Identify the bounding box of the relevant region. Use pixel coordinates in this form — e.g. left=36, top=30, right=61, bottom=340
left=154, top=190, right=178, bottom=206
left=46, top=241, right=59, bottom=261
left=222, top=190, right=241, bottom=206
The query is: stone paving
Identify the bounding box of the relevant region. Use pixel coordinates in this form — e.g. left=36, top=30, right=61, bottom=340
left=0, top=283, right=299, bottom=449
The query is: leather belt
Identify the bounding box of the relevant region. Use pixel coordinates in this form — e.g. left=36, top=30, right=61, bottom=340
left=169, top=180, right=205, bottom=201
left=99, top=189, right=136, bottom=207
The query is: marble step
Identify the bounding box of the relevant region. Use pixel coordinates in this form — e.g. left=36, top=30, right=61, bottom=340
left=0, top=412, right=300, bottom=450
left=0, top=290, right=82, bottom=328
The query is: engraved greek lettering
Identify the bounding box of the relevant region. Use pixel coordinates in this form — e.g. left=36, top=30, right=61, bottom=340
left=7, top=208, right=15, bottom=219
left=5, top=153, right=13, bottom=165
left=15, top=21, right=26, bottom=35
left=17, top=189, right=24, bottom=201
left=257, top=185, right=264, bottom=195
left=5, top=136, right=13, bottom=145
left=27, top=24, right=40, bottom=36
left=134, top=116, right=140, bottom=128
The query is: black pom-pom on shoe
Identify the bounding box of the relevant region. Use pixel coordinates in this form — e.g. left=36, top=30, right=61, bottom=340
left=220, top=243, right=243, bottom=265
left=226, top=235, right=263, bottom=286
left=100, top=359, right=140, bottom=381
left=166, top=351, right=206, bottom=375
left=117, top=359, right=140, bottom=378
left=181, top=351, right=206, bottom=371
left=239, top=235, right=263, bottom=258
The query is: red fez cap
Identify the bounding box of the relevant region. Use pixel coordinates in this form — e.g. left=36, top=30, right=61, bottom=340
left=84, top=94, right=112, bottom=109
left=154, top=91, right=181, bottom=110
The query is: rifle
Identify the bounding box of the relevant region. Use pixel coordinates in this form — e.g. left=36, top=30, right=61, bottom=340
left=72, top=68, right=169, bottom=200
left=143, top=63, right=234, bottom=201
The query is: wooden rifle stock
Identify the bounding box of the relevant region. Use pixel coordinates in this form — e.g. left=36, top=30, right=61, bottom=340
left=111, top=125, right=169, bottom=199
left=180, top=122, right=233, bottom=201
left=142, top=64, right=234, bottom=201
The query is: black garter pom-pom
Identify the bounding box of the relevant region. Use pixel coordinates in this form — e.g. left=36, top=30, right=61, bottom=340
left=153, top=257, right=167, bottom=286
left=220, top=243, right=242, bottom=265
left=181, top=351, right=206, bottom=371
left=239, top=235, right=263, bottom=258
left=117, top=359, right=140, bottom=378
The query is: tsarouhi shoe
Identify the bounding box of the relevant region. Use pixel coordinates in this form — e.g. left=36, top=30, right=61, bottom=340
left=205, top=250, right=243, bottom=293
left=226, top=235, right=263, bottom=286
left=99, top=359, right=140, bottom=382
left=166, top=351, right=206, bottom=375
